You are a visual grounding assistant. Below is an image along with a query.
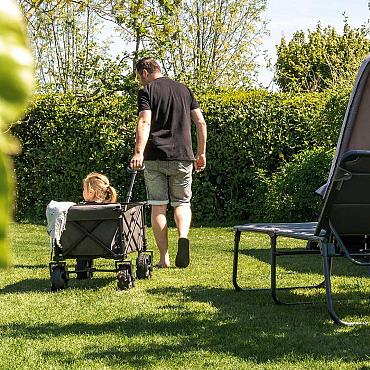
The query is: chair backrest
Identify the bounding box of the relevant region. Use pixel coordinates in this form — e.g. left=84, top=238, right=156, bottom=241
left=317, top=54, right=370, bottom=197
left=317, top=150, right=370, bottom=236
left=314, top=54, right=370, bottom=240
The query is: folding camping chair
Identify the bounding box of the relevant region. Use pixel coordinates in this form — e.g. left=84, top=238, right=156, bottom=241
left=233, top=55, right=370, bottom=326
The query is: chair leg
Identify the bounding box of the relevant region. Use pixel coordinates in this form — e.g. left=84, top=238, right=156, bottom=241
left=232, top=230, right=242, bottom=291
left=233, top=230, right=324, bottom=298
left=270, top=235, right=282, bottom=304
left=233, top=230, right=270, bottom=292
left=322, top=242, right=367, bottom=326
left=271, top=235, right=325, bottom=305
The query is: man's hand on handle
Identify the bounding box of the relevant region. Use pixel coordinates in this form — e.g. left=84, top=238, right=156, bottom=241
left=130, top=153, right=144, bottom=170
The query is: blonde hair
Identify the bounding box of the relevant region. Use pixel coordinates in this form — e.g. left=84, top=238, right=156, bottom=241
left=83, top=172, right=117, bottom=203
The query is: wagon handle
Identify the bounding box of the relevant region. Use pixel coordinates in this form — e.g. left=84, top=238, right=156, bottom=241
left=126, top=165, right=145, bottom=174
left=125, top=165, right=145, bottom=203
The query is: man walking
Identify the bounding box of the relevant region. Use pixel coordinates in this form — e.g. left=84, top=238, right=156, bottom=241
left=130, top=57, right=207, bottom=268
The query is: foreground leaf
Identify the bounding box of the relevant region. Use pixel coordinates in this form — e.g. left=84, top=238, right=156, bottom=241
left=0, top=0, right=33, bottom=267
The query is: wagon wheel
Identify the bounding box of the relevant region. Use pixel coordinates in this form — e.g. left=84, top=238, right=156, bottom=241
left=117, top=266, right=133, bottom=290
left=136, top=253, right=152, bottom=279
left=51, top=265, right=67, bottom=292
left=62, top=267, right=69, bottom=287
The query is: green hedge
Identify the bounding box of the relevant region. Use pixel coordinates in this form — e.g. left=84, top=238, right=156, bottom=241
left=192, top=88, right=349, bottom=223
left=11, top=88, right=351, bottom=224
left=11, top=93, right=141, bottom=221
left=250, top=147, right=335, bottom=222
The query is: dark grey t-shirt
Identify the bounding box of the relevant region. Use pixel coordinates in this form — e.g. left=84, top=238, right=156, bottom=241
left=137, top=77, right=199, bottom=161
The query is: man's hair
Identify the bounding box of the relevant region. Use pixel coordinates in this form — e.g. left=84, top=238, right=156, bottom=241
left=136, top=58, right=161, bottom=75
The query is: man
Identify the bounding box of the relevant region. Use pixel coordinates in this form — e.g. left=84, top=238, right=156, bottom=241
left=130, top=57, right=207, bottom=268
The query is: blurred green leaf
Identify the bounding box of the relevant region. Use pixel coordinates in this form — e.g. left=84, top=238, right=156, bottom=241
left=0, top=0, right=33, bottom=267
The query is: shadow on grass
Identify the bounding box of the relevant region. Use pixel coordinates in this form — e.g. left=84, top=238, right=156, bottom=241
left=240, top=247, right=370, bottom=278
left=14, top=264, right=47, bottom=270
left=1, top=286, right=369, bottom=366
left=237, top=247, right=370, bottom=307
left=0, top=276, right=115, bottom=294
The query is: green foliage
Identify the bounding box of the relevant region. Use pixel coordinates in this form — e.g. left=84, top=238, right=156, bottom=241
left=163, top=0, right=268, bottom=90
left=12, top=87, right=350, bottom=224
left=193, top=88, right=349, bottom=224
left=113, top=0, right=268, bottom=90
left=12, top=93, right=141, bottom=221
left=251, top=147, right=335, bottom=222
left=0, top=0, right=33, bottom=267
left=0, top=154, right=12, bottom=267
left=114, top=0, right=181, bottom=60
left=18, top=0, right=131, bottom=94
left=275, top=20, right=370, bottom=92
left=19, top=0, right=268, bottom=93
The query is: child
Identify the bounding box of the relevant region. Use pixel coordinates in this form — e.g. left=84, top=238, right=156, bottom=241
left=77, top=172, right=118, bottom=279
left=82, top=172, right=117, bottom=203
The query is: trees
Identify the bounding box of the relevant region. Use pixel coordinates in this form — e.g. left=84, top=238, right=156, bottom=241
left=275, top=20, right=370, bottom=92
left=112, top=0, right=181, bottom=75
left=115, top=0, right=268, bottom=90
left=168, top=0, right=268, bottom=89
left=18, top=0, right=129, bottom=93
left=19, top=0, right=268, bottom=92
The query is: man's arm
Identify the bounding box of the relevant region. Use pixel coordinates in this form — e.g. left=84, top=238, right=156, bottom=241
left=191, top=108, right=207, bottom=172
left=130, top=110, right=152, bottom=169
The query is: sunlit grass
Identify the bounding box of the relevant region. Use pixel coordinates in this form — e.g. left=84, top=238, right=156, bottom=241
left=0, top=223, right=369, bottom=369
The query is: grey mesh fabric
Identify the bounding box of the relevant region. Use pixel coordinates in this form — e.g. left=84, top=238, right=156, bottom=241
left=317, top=54, right=370, bottom=197
left=59, top=203, right=145, bottom=258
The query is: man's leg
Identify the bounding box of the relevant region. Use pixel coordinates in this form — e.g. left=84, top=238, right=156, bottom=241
left=174, top=204, right=192, bottom=238
left=169, top=161, right=193, bottom=268
left=174, top=205, right=191, bottom=268
left=151, top=204, right=170, bottom=267
left=144, top=161, right=171, bottom=267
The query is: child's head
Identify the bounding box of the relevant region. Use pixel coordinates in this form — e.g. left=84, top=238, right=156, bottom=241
left=82, top=172, right=117, bottom=203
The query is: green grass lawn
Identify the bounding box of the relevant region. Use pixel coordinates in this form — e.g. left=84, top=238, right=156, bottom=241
left=1, top=223, right=370, bottom=369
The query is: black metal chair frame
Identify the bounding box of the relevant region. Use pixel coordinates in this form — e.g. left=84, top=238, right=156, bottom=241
left=233, top=151, right=370, bottom=326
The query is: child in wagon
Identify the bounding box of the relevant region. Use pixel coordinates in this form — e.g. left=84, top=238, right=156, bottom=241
left=82, top=172, right=117, bottom=204
left=47, top=172, right=119, bottom=279
left=76, top=172, right=118, bottom=278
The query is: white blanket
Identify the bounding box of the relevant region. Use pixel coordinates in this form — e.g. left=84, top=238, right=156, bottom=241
left=46, top=200, right=76, bottom=246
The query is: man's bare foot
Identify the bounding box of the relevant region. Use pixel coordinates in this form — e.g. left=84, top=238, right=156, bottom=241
left=155, top=262, right=170, bottom=268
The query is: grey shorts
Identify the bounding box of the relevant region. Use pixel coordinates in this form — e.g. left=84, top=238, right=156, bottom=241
left=144, top=160, right=193, bottom=207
